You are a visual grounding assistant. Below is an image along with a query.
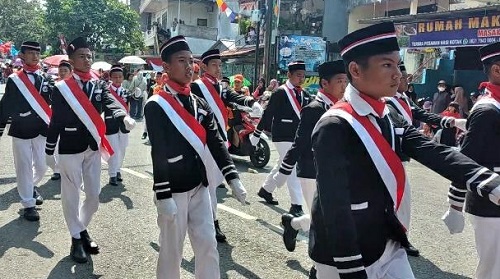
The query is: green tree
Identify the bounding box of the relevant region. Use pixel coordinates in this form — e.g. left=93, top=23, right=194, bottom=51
left=0, top=0, right=47, bottom=47
left=45, top=0, right=144, bottom=54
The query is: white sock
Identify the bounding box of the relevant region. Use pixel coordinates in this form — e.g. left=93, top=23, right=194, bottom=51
left=291, top=214, right=311, bottom=232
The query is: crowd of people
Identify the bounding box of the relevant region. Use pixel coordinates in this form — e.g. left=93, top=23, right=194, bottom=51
left=0, top=21, right=499, bottom=279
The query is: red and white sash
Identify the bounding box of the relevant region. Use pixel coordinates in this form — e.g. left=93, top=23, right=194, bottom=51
left=281, top=83, right=301, bottom=119
left=10, top=71, right=52, bottom=125
left=471, top=94, right=500, bottom=113
left=387, top=93, right=413, bottom=124
left=55, top=78, right=114, bottom=161
left=324, top=101, right=410, bottom=229
left=194, top=78, right=228, bottom=140
left=148, top=90, right=224, bottom=187
left=109, top=86, right=129, bottom=113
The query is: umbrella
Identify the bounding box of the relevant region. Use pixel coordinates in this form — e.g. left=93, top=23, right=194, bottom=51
left=229, top=75, right=252, bottom=87
left=118, top=56, right=146, bottom=65
left=43, top=55, right=68, bottom=67
left=91, top=61, right=112, bottom=71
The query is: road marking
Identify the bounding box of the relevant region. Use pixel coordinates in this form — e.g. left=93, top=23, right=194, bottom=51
left=217, top=204, right=256, bottom=220
left=120, top=167, right=152, bottom=180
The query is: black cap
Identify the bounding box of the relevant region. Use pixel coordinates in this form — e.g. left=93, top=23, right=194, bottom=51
left=399, top=62, right=406, bottom=72
left=339, top=22, right=399, bottom=63
left=109, top=64, right=123, bottom=74
left=67, top=37, right=90, bottom=56
left=59, top=60, right=72, bottom=69
left=288, top=60, right=306, bottom=72
left=20, top=41, right=41, bottom=53
left=318, top=60, right=345, bottom=81
left=221, top=76, right=230, bottom=83
left=160, top=35, right=191, bottom=62
left=201, top=49, right=221, bottom=64
left=479, top=42, right=500, bottom=64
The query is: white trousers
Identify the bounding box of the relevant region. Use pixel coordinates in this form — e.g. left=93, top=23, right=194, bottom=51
left=262, top=142, right=303, bottom=205
left=59, top=148, right=101, bottom=238
left=156, top=186, right=220, bottom=279
left=291, top=178, right=316, bottom=231
left=316, top=241, right=414, bottom=279
left=12, top=135, right=48, bottom=208
left=107, top=132, right=129, bottom=177
left=50, top=142, right=60, bottom=174
left=470, top=215, right=500, bottom=279
left=208, top=184, right=218, bottom=221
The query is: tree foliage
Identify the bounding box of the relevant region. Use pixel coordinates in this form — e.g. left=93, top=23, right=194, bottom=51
left=0, top=0, right=47, bottom=47
left=45, top=0, right=144, bottom=54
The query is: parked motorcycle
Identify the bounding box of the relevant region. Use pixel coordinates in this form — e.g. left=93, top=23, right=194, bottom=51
left=227, top=104, right=270, bottom=168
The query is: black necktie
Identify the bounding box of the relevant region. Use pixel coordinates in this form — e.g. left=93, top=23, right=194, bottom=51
left=375, top=116, right=393, bottom=147
left=294, top=88, right=301, bottom=103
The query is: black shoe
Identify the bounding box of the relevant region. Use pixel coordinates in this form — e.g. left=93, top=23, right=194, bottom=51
left=70, top=237, right=88, bottom=263
left=116, top=172, right=123, bottom=182
left=258, top=187, right=279, bottom=205
left=281, top=213, right=298, bottom=252
left=289, top=204, right=304, bottom=217
left=23, top=207, right=40, bottom=222
left=33, top=187, right=43, bottom=206
left=109, top=177, right=118, bottom=186
left=80, top=230, right=100, bottom=255
left=405, top=243, right=420, bottom=257
left=214, top=220, right=227, bottom=243
left=51, top=173, right=61, bottom=181
left=217, top=183, right=226, bottom=189
left=141, top=132, right=147, bottom=140
left=309, top=266, right=317, bottom=279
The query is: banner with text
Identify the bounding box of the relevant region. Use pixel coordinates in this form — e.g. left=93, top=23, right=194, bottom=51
left=396, top=13, right=500, bottom=48
left=277, top=35, right=327, bottom=72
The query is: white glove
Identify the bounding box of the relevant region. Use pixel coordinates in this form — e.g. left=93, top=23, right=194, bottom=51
left=45, top=154, right=56, bottom=170
left=454, top=119, right=467, bottom=131
left=441, top=207, right=465, bottom=234
left=229, top=179, right=247, bottom=205
left=251, top=102, right=263, bottom=116
left=249, top=133, right=260, bottom=146
left=156, top=198, right=177, bottom=221
left=272, top=172, right=288, bottom=188
left=123, top=116, right=136, bottom=131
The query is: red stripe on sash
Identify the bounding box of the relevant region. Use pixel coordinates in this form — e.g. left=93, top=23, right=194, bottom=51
left=334, top=102, right=405, bottom=209
left=109, top=87, right=129, bottom=113
left=284, top=86, right=302, bottom=110
left=65, top=78, right=114, bottom=156
left=396, top=98, right=413, bottom=120
left=157, top=90, right=206, bottom=144
left=200, top=77, right=228, bottom=127
left=17, top=71, right=52, bottom=118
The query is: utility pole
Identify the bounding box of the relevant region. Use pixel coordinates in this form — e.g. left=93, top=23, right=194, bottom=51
left=253, top=0, right=263, bottom=89
left=263, top=0, right=274, bottom=82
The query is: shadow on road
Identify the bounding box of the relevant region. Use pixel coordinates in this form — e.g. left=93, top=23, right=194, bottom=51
left=286, top=259, right=310, bottom=277
left=410, top=256, right=472, bottom=279
left=47, top=256, right=102, bottom=279
left=99, top=184, right=134, bottom=210
left=218, top=243, right=263, bottom=279
left=0, top=218, right=54, bottom=258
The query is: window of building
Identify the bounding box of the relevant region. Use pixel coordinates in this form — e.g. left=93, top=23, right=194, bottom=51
left=197, top=18, right=208, bottom=27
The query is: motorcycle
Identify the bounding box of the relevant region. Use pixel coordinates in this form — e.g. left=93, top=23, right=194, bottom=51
left=227, top=104, right=271, bottom=168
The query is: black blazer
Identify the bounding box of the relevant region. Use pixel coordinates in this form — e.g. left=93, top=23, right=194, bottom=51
left=255, top=84, right=311, bottom=142
left=145, top=92, right=239, bottom=200
left=309, top=102, right=500, bottom=279
left=46, top=77, right=126, bottom=155
left=0, top=71, right=53, bottom=139
left=105, top=87, right=130, bottom=135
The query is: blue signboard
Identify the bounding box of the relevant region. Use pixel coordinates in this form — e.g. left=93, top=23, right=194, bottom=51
left=396, top=13, right=500, bottom=48
left=277, top=35, right=327, bottom=72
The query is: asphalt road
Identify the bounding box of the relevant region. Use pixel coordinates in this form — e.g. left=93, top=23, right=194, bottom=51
left=0, top=121, right=477, bottom=279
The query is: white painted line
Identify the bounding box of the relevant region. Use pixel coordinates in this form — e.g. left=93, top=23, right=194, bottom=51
left=120, top=167, right=152, bottom=180
left=217, top=204, right=256, bottom=220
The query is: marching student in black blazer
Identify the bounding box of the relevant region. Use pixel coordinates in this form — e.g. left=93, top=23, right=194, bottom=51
left=442, top=42, right=500, bottom=279
left=310, top=22, right=500, bottom=279
left=105, top=65, right=131, bottom=186
left=144, top=36, right=247, bottom=279
left=272, top=60, right=347, bottom=278
left=46, top=37, right=136, bottom=264
left=251, top=61, right=311, bottom=217
left=0, top=41, right=52, bottom=221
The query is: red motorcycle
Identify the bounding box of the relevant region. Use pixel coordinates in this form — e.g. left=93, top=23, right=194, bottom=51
left=227, top=104, right=270, bottom=168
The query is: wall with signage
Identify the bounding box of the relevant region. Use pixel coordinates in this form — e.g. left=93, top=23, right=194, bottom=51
left=277, top=35, right=327, bottom=72
left=396, top=13, right=500, bottom=48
